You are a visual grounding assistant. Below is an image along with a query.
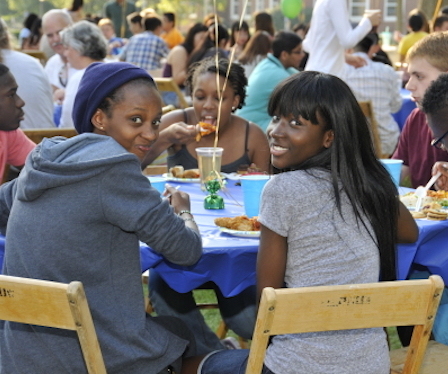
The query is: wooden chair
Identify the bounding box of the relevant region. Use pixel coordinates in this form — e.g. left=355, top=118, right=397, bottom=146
left=245, top=276, right=444, bottom=374
left=154, top=78, right=189, bottom=109
left=358, top=100, right=387, bottom=158
left=21, top=50, right=48, bottom=65
left=23, top=128, right=78, bottom=144
left=0, top=275, right=106, bottom=374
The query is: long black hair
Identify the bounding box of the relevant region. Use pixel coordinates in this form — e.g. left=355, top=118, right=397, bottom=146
left=268, top=71, right=398, bottom=281
left=181, top=23, right=208, bottom=55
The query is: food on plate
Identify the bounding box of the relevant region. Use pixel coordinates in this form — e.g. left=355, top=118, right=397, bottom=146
left=426, top=209, right=448, bottom=221
left=215, top=215, right=261, bottom=231
left=237, top=163, right=266, bottom=175
left=169, top=165, right=200, bottom=179
left=400, top=190, right=448, bottom=209
left=196, top=121, right=217, bottom=142
left=410, top=211, right=427, bottom=219
left=409, top=208, right=447, bottom=220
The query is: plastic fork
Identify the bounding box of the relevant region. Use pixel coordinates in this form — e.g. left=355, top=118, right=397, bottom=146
left=414, top=171, right=442, bottom=212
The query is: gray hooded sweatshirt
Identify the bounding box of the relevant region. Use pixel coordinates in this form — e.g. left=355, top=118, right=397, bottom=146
left=0, top=133, right=202, bottom=373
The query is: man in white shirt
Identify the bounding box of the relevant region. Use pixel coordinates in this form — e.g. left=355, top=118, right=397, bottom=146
left=42, top=9, right=78, bottom=104
left=303, top=0, right=380, bottom=79
left=345, top=33, right=402, bottom=156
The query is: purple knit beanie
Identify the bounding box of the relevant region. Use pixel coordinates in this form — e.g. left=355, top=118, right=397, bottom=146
left=72, top=62, right=154, bottom=134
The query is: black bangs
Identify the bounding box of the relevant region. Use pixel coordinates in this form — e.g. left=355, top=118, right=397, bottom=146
left=268, top=71, right=330, bottom=126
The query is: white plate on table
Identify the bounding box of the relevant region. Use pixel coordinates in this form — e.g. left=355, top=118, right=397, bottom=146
left=218, top=227, right=260, bottom=238
left=162, top=173, right=200, bottom=183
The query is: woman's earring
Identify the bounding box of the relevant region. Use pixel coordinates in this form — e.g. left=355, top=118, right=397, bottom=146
left=232, top=106, right=236, bottom=111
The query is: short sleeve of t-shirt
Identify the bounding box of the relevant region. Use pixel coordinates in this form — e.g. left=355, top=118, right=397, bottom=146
left=0, top=130, right=35, bottom=177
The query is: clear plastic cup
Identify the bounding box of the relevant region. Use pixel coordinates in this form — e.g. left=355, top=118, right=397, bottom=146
left=195, top=147, right=224, bottom=188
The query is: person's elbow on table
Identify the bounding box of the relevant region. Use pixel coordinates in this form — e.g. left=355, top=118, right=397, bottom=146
left=397, top=201, right=419, bottom=243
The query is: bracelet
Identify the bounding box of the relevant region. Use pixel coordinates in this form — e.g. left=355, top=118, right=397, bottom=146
left=182, top=217, right=196, bottom=223
left=178, top=210, right=193, bottom=217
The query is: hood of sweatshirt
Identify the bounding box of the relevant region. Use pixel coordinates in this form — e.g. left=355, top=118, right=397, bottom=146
left=16, top=133, right=138, bottom=202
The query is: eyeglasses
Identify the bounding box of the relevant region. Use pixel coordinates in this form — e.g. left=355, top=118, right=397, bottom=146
left=431, top=129, right=448, bottom=149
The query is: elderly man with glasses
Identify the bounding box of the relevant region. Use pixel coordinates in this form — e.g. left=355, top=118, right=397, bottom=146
left=42, top=9, right=79, bottom=105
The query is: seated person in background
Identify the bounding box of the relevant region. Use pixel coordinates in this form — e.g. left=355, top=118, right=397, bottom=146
left=227, top=21, right=251, bottom=59
left=237, top=30, right=272, bottom=79
left=188, top=23, right=229, bottom=67
left=142, top=57, right=270, bottom=173
left=432, top=15, right=448, bottom=33
left=236, top=31, right=303, bottom=132
left=0, top=64, right=36, bottom=179
left=145, top=58, right=270, bottom=354
left=398, top=12, right=428, bottom=63
left=0, top=18, right=54, bottom=129
left=42, top=9, right=77, bottom=105
left=392, top=31, right=448, bottom=189
left=161, top=22, right=208, bottom=104
left=254, top=11, right=275, bottom=38
left=419, top=74, right=448, bottom=346
left=161, top=12, right=184, bottom=49
left=199, top=71, right=418, bottom=374
left=59, top=21, right=107, bottom=129
left=98, top=18, right=125, bottom=56
left=345, top=33, right=402, bottom=156
left=126, top=12, right=144, bottom=35
left=0, top=61, right=205, bottom=373
left=424, top=73, right=448, bottom=190
left=122, top=15, right=169, bottom=71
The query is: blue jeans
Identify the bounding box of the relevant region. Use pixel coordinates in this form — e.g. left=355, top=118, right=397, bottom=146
left=199, top=350, right=274, bottom=374
left=149, top=270, right=256, bottom=355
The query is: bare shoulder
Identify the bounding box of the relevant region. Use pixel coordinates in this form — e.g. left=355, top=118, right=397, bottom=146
left=247, top=121, right=269, bottom=142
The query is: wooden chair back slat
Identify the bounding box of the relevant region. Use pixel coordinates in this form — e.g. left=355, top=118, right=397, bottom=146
left=154, top=78, right=189, bottom=109
left=0, top=275, right=107, bottom=374
left=245, top=276, right=444, bottom=374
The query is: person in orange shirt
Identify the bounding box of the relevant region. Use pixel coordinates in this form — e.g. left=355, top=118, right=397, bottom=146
left=161, top=12, right=184, bottom=49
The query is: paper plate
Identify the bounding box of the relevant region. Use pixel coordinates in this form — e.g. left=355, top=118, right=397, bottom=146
left=162, top=173, right=200, bottom=183
left=218, top=227, right=260, bottom=238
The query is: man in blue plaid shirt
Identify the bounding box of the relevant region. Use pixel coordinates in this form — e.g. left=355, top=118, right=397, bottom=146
left=122, top=16, right=169, bottom=71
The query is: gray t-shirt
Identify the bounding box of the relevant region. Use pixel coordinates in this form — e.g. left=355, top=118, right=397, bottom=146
left=258, top=169, right=390, bottom=374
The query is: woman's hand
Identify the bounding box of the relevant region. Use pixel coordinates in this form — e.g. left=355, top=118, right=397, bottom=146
left=433, top=162, right=448, bottom=190
left=163, top=122, right=198, bottom=145
left=164, top=186, right=199, bottom=232
left=164, top=185, right=191, bottom=213
left=364, top=10, right=381, bottom=27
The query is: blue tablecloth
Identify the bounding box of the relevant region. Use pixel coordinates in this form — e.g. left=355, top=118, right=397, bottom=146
left=393, top=89, right=416, bottom=131
left=1, top=181, right=448, bottom=297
